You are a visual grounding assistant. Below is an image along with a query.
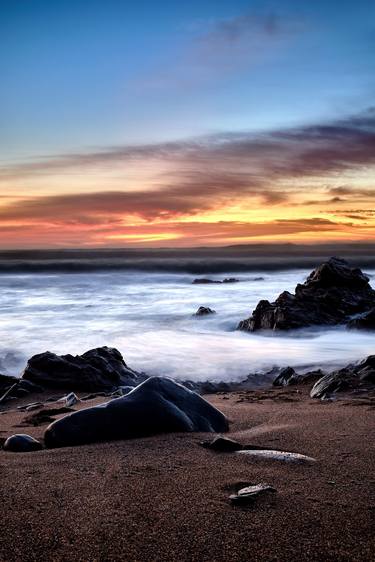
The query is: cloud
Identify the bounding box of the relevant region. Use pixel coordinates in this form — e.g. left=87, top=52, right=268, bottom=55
left=1, top=107, right=374, bottom=187
left=0, top=107, right=375, bottom=247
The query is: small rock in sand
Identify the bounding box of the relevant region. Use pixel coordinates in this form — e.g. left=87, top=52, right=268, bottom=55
left=57, top=392, right=80, bottom=407
left=237, top=449, right=316, bottom=463
left=230, top=483, right=276, bottom=505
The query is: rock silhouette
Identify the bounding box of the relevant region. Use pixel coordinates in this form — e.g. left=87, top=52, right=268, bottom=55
left=238, top=257, right=375, bottom=331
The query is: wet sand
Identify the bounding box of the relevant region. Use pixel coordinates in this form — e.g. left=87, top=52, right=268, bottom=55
left=0, top=386, right=374, bottom=562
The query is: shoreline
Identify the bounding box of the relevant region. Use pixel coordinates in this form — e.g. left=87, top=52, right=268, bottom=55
left=0, top=385, right=374, bottom=561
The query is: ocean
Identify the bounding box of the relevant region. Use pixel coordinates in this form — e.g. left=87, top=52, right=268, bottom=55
left=0, top=266, right=374, bottom=384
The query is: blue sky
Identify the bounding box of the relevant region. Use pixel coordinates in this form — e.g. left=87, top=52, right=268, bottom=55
left=1, top=0, right=374, bottom=161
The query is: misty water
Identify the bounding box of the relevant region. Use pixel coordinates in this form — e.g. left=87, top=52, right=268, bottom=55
left=0, top=269, right=374, bottom=385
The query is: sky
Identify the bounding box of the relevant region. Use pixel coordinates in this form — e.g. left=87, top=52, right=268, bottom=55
left=0, top=0, right=374, bottom=248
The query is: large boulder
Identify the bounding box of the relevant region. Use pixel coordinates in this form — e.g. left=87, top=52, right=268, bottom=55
left=22, top=347, right=142, bottom=392
left=238, top=257, right=375, bottom=331
left=44, top=376, right=229, bottom=448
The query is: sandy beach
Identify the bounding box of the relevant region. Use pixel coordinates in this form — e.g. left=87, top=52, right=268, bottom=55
left=1, top=386, right=374, bottom=562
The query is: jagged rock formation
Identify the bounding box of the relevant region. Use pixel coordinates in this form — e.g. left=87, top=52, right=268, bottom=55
left=310, top=355, right=375, bottom=398
left=238, top=257, right=375, bottom=332
left=22, top=346, right=143, bottom=392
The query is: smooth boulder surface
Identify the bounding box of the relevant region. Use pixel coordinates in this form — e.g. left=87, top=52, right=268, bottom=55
left=3, top=434, right=43, bottom=452
left=238, top=257, right=375, bottom=332
left=44, top=376, right=229, bottom=448
left=22, top=346, right=142, bottom=392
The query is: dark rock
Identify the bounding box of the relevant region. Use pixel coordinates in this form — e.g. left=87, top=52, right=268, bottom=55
left=44, top=376, right=229, bottom=448
left=238, top=258, right=375, bottom=332
left=273, top=367, right=323, bottom=387
left=22, top=346, right=143, bottom=392
left=194, top=306, right=216, bottom=316
left=192, top=278, right=221, bottom=284
left=192, top=277, right=239, bottom=285
left=201, top=436, right=242, bottom=452
left=348, top=308, right=375, bottom=330
left=3, top=434, right=43, bottom=452
left=222, top=278, right=239, bottom=283
left=0, top=373, right=18, bottom=395
left=310, top=355, right=375, bottom=398
left=273, top=367, right=298, bottom=386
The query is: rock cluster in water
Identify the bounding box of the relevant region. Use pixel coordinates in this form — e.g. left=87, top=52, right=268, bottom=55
left=238, top=257, right=375, bottom=332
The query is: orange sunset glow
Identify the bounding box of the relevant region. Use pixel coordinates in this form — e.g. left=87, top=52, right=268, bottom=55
left=1, top=109, right=375, bottom=248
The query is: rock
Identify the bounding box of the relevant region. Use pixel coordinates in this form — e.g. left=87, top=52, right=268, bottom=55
left=0, top=373, right=18, bottom=395
left=201, top=436, right=243, bottom=452
left=273, top=367, right=298, bottom=386
left=57, top=392, right=80, bottom=407
left=3, top=434, right=43, bottom=452
left=192, top=278, right=221, bottom=284
left=310, top=355, right=375, bottom=398
left=273, top=367, right=323, bottom=387
left=22, top=346, right=143, bottom=392
left=24, top=402, right=44, bottom=411
left=229, top=483, right=276, bottom=505
left=110, top=386, right=134, bottom=397
left=238, top=257, right=375, bottom=331
left=25, top=407, right=74, bottom=426
left=194, top=306, right=216, bottom=316
left=236, top=450, right=316, bottom=463
left=44, top=376, right=229, bottom=448
left=192, top=277, right=239, bottom=285
left=348, top=308, right=375, bottom=330
left=222, top=278, right=239, bottom=283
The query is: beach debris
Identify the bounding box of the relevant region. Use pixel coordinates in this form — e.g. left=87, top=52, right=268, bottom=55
left=3, top=434, right=43, bottom=452
left=44, top=376, right=229, bottom=448
left=57, top=392, right=80, bottom=407
left=238, top=257, right=375, bottom=332
left=236, top=449, right=316, bottom=464
left=194, top=306, right=216, bottom=316
left=229, top=483, right=276, bottom=505
left=201, top=436, right=243, bottom=452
